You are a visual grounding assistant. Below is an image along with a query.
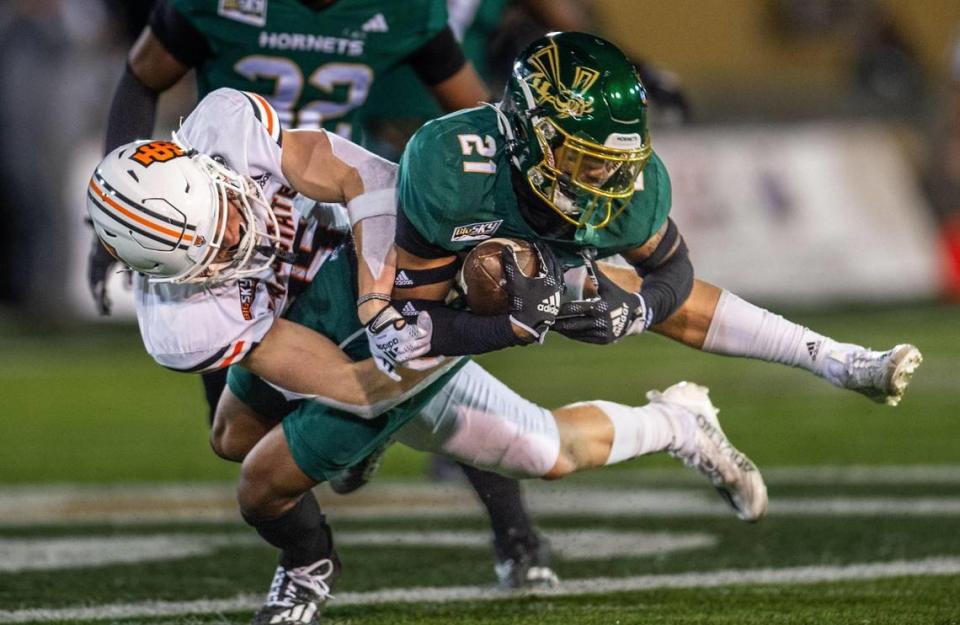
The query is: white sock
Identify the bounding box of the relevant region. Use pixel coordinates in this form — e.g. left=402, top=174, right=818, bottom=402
left=579, top=400, right=697, bottom=466
left=702, top=290, right=859, bottom=384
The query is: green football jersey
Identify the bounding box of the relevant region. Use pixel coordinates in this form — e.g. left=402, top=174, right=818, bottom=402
left=361, top=0, right=508, bottom=124
left=171, top=0, right=449, bottom=140
left=398, top=106, right=672, bottom=267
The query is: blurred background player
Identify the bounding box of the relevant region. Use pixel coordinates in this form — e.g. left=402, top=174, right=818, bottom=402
left=362, top=0, right=689, bottom=161
left=86, top=0, right=556, bottom=590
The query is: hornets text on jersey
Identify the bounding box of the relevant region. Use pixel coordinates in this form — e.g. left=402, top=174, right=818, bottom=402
left=152, top=0, right=450, bottom=139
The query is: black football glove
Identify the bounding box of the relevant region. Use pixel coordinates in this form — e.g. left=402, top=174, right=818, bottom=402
left=88, top=235, right=117, bottom=316
left=502, top=243, right=564, bottom=343
left=553, top=260, right=651, bottom=344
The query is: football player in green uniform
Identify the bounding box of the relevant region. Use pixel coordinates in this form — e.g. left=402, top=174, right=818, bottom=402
left=392, top=31, right=922, bottom=409
left=90, top=0, right=556, bottom=592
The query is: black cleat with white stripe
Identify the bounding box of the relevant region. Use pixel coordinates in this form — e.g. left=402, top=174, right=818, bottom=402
left=251, top=558, right=338, bottom=625
left=494, top=530, right=559, bottom=590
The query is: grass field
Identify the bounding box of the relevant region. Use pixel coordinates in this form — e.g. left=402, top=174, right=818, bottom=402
left=1, top=304, right=958, bottom=623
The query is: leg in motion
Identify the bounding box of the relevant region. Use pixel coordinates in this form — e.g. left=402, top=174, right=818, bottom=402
left=397, top=362, right=766, bottom=524
left=697, top=288, right=923, bottom=406
left=547, top=383, right=768, bottom=522
left=458, top=463, right=559, bottom=589
left=239, top=425, right=337, bottom=625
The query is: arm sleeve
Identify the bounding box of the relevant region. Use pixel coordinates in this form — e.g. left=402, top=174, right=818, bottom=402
left=104, top=65, right=159, bottom=153
left=148, top=0, right=211, bottom=68
left=426, top=308, right=523, bottom=356
left=406, top=26, right=467, bottom=86
left=324, top=131, right=398, bottom=220
left=633, top=219, right=694, bottom=325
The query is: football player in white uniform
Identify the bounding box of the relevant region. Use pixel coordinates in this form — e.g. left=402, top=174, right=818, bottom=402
left=88, top=87, right=770, bottom=625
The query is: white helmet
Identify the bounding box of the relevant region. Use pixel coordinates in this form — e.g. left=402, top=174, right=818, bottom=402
left=86, top=139, right=281, bottom=285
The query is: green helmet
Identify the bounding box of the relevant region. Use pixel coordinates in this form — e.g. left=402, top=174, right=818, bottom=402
left=500, top=32, right=652, bottom=233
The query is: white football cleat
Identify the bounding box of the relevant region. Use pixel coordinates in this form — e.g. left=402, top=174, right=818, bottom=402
left=648, top=382, right=768, bottom=523
left=834, top=344, right=923, bottom=406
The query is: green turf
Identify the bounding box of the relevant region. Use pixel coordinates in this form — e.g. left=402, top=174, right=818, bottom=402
left=2, top=304, right=957, bottom=483
left=4, top=511, right=958, bottom=607
left=18, top=576, right=960, bottom=625
left=1, top=502, right=959, bottom=623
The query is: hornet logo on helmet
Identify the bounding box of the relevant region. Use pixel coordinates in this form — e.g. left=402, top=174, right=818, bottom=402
left=526, top=41, right=600, bottom=119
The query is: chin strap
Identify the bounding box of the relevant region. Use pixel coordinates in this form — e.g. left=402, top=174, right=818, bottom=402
left=485, top=102, right=523, bottom=170
left=255, top=245, right=296, bottom=264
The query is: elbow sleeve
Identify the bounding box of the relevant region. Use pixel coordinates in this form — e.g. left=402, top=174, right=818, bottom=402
left=635, top=220, right=694, bottom=325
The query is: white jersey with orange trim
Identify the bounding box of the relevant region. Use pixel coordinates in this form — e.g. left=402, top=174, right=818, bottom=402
left=133, top=88, right=350, bottom=373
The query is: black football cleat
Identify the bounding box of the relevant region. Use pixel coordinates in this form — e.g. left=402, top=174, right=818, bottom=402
left=251, top=558, right=338, bottom=625
left=493, top=530, right=559, bottom=590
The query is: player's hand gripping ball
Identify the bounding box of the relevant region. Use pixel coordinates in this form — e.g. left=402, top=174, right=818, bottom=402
left=458, top=238, right=538, bottom=315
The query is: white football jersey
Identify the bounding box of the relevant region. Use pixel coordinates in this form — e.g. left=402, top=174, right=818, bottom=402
left=134, top=88, right=350, bottom=373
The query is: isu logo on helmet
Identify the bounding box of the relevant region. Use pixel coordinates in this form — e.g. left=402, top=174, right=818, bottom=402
left=130, top=141, right=187, bottom=167
left=526, top=41, right=601, bottom=120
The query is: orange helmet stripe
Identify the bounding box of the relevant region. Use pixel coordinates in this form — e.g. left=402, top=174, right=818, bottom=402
left=88, top=178, right=195, bottom=245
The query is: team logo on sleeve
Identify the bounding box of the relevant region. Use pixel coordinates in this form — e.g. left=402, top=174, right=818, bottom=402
left=218, top=0, right=267, bottom=27
left=238, top=279, right=258, bottom=321
left=451, top=220, right=503, bottom=242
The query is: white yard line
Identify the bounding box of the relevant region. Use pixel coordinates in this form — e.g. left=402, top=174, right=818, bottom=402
left=1, top=557, right=958, bottom=623
left=0, top=529, right=716, bottom=572
left=3, top=482, right=960, bottom=525
left=1, top=465, right=958, bottom=525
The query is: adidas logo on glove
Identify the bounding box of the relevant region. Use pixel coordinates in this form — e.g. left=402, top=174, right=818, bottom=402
left=537, top=293, right=561, bottom=315
left=610, top=303, right=630, bottom=337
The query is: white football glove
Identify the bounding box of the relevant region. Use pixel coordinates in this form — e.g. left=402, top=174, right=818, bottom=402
left=402, top=311, right=446, bottom=371
left=365, top=306, right=433, bottom=381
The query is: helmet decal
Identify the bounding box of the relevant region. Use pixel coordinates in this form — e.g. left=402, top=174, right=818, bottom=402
left=526, top=41, right=600, bottom=120
left=129, top=141, right=187, bottom=167
left=86, top=139, right=282, bottom=286
left=503, top=32, right=652, bottom=233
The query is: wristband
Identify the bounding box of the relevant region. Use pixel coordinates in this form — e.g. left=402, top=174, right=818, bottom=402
left=356, top=292, right=392, bottom=307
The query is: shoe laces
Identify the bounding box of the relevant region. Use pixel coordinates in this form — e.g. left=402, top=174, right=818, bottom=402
left=674, top=414, right=752, bottom=481
left=844, top=348, right=893, bottom=396
left=843, top=348, right=888, bottom=388
left=266, top=559, right=336, bottom=607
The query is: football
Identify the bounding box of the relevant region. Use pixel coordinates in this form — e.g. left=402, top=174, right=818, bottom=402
left=458, top=238, right=538, bottom=315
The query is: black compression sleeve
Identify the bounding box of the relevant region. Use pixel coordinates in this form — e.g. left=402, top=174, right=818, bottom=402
left=637, top=236, right=694, bottom=325
left=149, top=0, right=211, bottom=67
left=426, top=308, right=523, bottom=356
left=396, top=204, right=454, bottom=259
left=104, top=65, right=159, bottom=153
left=406, top=26, right=467, bottom=86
